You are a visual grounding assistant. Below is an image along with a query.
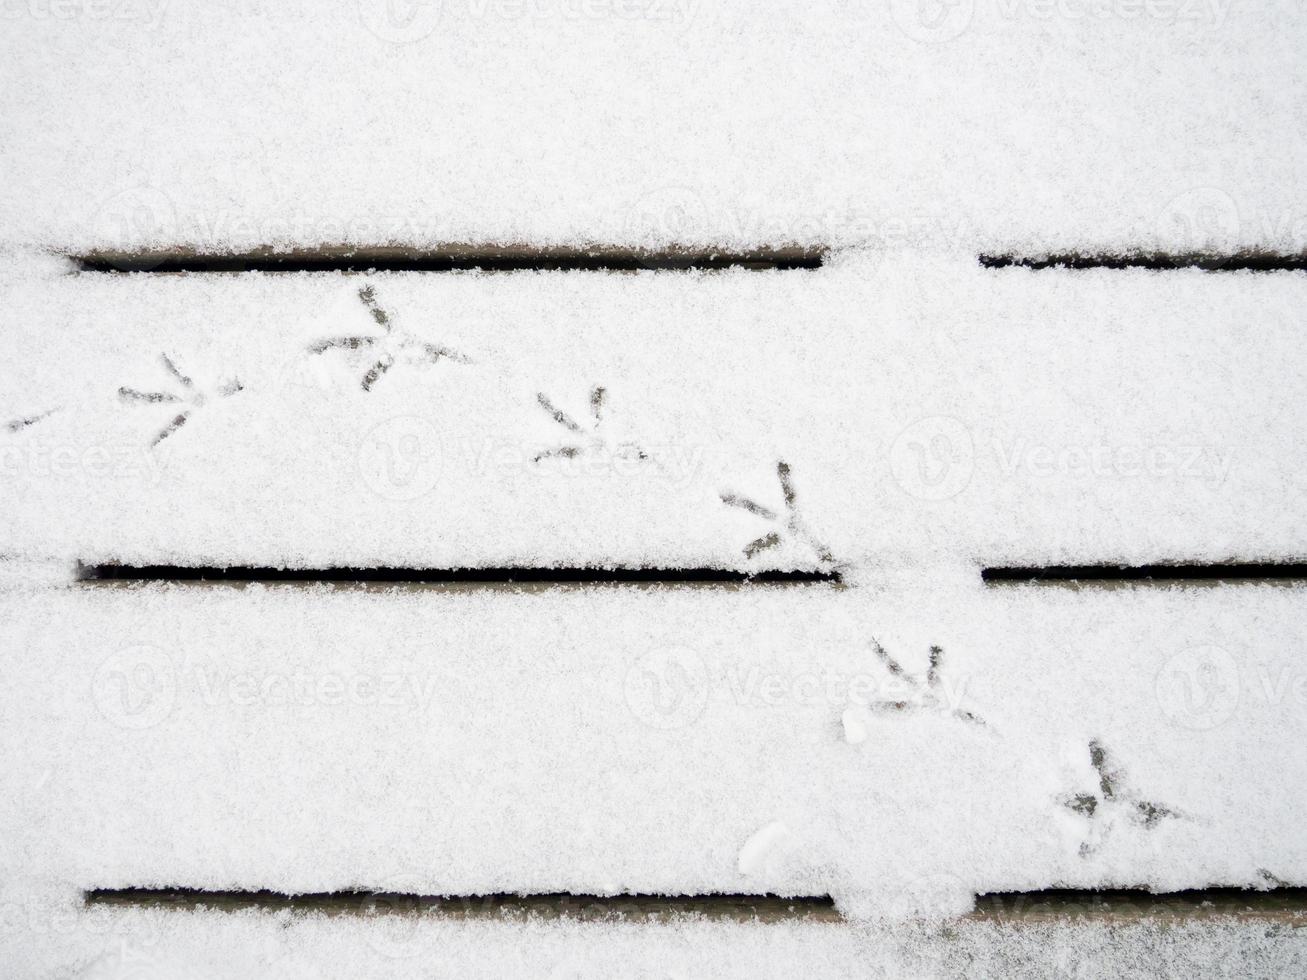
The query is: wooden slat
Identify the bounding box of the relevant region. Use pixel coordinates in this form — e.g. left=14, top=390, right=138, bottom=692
left=5, top=572, right=1304, bottom=902
left=3, top=6, right=1304, bottom=255
left=2, top=255, right=1304, bottom=571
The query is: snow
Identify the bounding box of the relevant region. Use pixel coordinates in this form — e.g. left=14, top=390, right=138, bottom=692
left=2, top=572, right=1304, bottom=916
left=737, top=821, right=796, bottom=878
left=0, top=901, right=1299, bottom=979
left=840, top=707, right=869, bottom=745
left=2, top=1, right=1305, bottom=975
left=2, top=254, right=1305, bottom=571
left=0, top=1, right=1304, bottom=257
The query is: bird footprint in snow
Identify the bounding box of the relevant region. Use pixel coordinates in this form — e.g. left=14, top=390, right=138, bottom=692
left=1058, top=739, right=1182, bottom=857
left=119, top=353, right=242, bottom=447
left=842, top=638, right=986, bottom=743
left=720, top=461, right=837, bottom=568
left=307, top=284, right=471, bottom=391
left=4, top=408, right=58, bottom=433
left=533, top=386, right=649, bottom=464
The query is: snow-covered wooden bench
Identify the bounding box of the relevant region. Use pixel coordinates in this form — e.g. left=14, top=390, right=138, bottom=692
left=2, top=1, right=1305, bottom=976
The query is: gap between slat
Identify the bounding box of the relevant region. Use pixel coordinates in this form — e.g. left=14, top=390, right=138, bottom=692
left=83, top=889, right=840, bottom=923
left=71, top=245, right=826, bottom=274
left=74, top=564, right=841, bottom=587
left=82, top=887, right=1307, bottom=924
left=973, top=887, right=1307, bottom=923
left=71, top=247, right=1307, bottom=273
left=979, top=252, right=1307, bottom=273
left=72, top=563, right=1307, bottom=589
left=983, top=563, right=1307, bottom=585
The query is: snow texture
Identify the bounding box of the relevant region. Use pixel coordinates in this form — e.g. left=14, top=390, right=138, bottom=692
left=7, top=903, right=1307, bottom=979
left=0, top=1, right=1304, bottom=256
left=2, top=2, right=1305, bottom=975
left=2, top=575, right=1304, bottom=906
left=2, top=255, right=1305, bottom=572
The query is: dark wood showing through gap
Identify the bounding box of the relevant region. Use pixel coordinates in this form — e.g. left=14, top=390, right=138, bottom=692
left=72, top=245, right=826, bottom=274
left=982, top=563, right=1307, bottom=584
left=82, top=887, right=1307, bottom=924
left=979, top=252, right=1307, bottom=273
left=76, top=564, right=840, bottom=586
left=972, top=887, right=1307, bottom=923
left=83, top=889, right=840, bottom=922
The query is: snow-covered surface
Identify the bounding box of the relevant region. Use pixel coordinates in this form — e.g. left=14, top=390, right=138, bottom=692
left=4, top=2, right=1306, bottom=975
left=3, top=254, right=1305, bottom=571
left=1, top=2, right=1304, bottom=256
left=8, top=904, right=1306, bottom=979
left=5, top=569, right=1307, bottom=970
left=3, top=574, right=1304, bottom=905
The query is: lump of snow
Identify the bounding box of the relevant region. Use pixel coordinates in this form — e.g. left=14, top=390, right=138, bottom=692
left=737, top=821, right=796, bottom=878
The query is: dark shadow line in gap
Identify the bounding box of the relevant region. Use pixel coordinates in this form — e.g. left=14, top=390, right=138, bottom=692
left=972, top=886, right=1307, bottom=921
left=75, top=563, right=841, bottom=586
left=83, top=888, right=841, bottom=922
left=72, top=246, right=826, bottom=274
left=84, top=886, right=1307, bottom=923
left=982, top=563, right=1307, bottom=584
left=979, top=252, right=1307, bottom=272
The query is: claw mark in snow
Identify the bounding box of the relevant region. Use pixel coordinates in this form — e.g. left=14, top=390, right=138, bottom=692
left=307, top=284, right=471, bottom=391
left=1058, top=739, right=1182, bottom=857
left=720, top=461, right=837, bottom=569
left=869, top=639, right=985, bottom=726
left=744, top=531, right=782, bottom=559
left=118, top=354, right=243, bottom=447
left=843, top=639, right=985, bottom=742
left=4, top=408, right=58, bottom=433
left=532, top=386, right=649, bottom=465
